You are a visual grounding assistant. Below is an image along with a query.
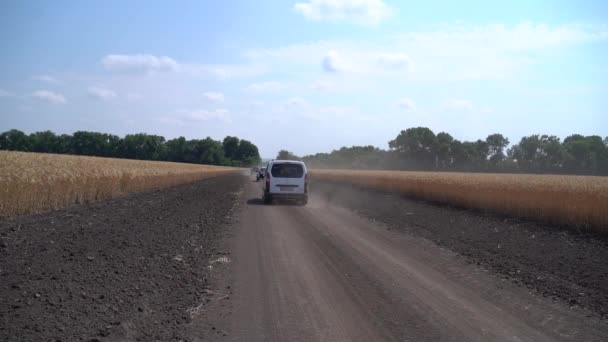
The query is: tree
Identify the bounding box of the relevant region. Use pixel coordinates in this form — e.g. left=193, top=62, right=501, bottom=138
left=3, top=127, right=604, bottom=174
left=464, top=141, right=483, bottom=170
left=436, top=132, right=454, bottom=169
left=277, top=150, right=299, bottom=160
left=0, top=129, right=30, bottom=151
left=236, top=139, right=261, bottom=166
left=537, top=135, right=564, bottom=173
left=510, top=135, right=541, bottom=172
left=486, top=133, right=509, bottom=168
left=602, top=137, right=608, bottom=175
left=449, top=139, right=466, bottom=170
left=193, top=138, right=226, bottom=165
left=301, top=146, right=391, bottom=169
left=70, top=131, right=120, bottom=157
left=106, top=134, right=122, bottom=157
left=223, top=136, right=240, bottom=161
left=561, top=134, right=607, bottom=174
left=473, top=139, right=490, bottom=170
left=389, top=127, right=437, bottom=169
left=166, top=137, right=188, bottom=162
left=29, top=131, right=59, bottom=153
left=298, top=128, right=607, bottom=175
left=0, top=129, right=262, bottom=167
left=57, top=134, right=73, bottom=154
left=119, top=133, right=165, bottom=160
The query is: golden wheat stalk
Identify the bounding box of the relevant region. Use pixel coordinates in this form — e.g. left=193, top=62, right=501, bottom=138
left=310, top=169, right=608, bottom=230
left=0, top=151, right=238, bottom=217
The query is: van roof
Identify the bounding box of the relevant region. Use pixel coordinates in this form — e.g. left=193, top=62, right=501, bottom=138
left=269, top=160, right=305, bottom=164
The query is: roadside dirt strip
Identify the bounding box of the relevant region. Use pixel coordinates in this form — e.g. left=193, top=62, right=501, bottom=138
left=211, top=176, right=608, bottom=342
left=0, top=174, right=244, bottom=342
left=313, top=181, right=608, bottom=320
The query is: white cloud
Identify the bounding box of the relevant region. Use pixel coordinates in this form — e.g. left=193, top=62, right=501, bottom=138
left=153, top=109, right=232, bottom=126
left=399, top=23, right=608, bottom=80
left=319, top=106, right=356, bottom=117
left=126, top=93, right=143, bottom=101
left=317, top=106, right=372, bottom=121
left=322, top=50, right=347, bottom=72
left=184, top=109, right=231, bottom=122
left=310, top=80, right=333, bottom=91
left=32, top=90, right=66, bottom=104
left=249, top=43, right=363, bottom=74
left=245, top=23, right=608, bottom=81
left=101, top=54, right=179, bottom=72
left=285, top=97, right=308, bottom=107
left=378, top=53, right=413, bottom=69
left=248, top=81, right=283, bottom=92
left=294, top=0, right=392, bottom=25
left=32, top=75, right=62, bottom=85
left=208, top=67, right=231, bottom=80
left=153, top=117, right=184, bottom=126
left=0, top=89, right=13, bottom=97
left=87, top=86, right=117, bottom=100
left=261, top=99, right=369, bottom=122
left=397, top=98, right=416, bottom=111
left=444, top=99, right=473, bottom=111
left=182, top=63, right=269, bottom=81
left=404, top=22, right=608, bottom=52
left=203, top=91, right=225, bottom=103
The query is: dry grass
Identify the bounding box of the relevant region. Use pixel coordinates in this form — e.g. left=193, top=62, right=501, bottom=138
left=0, top=151, right=238, bottom=217
left=310, top=169, right=608, bottom=230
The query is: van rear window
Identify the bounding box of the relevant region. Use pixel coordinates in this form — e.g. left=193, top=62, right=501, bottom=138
left=271, top=163, right=304, bottom=178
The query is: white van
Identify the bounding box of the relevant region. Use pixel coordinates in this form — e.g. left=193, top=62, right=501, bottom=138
left=260, top=160, right=308, bottom=205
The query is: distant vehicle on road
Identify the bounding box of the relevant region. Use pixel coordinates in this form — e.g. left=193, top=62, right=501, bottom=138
left=260, top=160, right=308, bottom=205
left=256, top=167, right=266, bottom=181
left=251, top=166, right=259, bottom=175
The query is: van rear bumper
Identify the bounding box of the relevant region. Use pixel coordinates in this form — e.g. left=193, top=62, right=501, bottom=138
left=267, top=193, right=308, bottom=201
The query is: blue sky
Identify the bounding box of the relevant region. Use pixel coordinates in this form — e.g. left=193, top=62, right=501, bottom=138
left=1, top=0, right=607, bottom=157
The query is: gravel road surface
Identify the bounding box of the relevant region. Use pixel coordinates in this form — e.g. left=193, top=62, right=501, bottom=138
left=216, top=177, right=608, bottom=341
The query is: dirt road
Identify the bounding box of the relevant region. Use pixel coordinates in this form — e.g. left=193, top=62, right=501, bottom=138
left=220, top=177, right=608, bottom=341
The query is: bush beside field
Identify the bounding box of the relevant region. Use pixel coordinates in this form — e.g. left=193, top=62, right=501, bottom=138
left=310, top=169, right=608, bottom=231
left=0, top=151, right=238, bottom=217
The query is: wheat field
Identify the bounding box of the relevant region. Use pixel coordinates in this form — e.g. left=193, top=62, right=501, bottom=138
left=0, top=151, right=238, bottom=217
left=310, top=169, right=608, bottom=231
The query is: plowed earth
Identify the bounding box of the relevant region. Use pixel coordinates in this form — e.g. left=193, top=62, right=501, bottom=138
left=0, top=174, right=244, bottom=341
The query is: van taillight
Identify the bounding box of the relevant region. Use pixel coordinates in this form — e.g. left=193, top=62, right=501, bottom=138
left=265, top=173, right=270, bottom=192
left=304, top=173, right=308, bottom=193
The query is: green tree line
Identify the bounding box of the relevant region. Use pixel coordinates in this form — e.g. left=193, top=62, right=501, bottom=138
left=0, top=129, right=260, bottom=167
left=293, top=127, right=608, bottom=175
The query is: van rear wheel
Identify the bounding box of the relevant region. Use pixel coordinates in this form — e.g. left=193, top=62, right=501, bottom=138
left=263, top=195, right=272, bottom=205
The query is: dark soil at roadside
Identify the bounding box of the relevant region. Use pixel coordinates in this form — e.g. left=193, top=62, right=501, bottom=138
left=0, top=174, right=244, bottom=342
left=314, top=180, right=608, bottom=320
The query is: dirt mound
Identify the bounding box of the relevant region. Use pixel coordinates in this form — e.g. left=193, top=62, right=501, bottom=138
left=314, top=180, right=608, bottom=319
left=0, top=174, right=244, bottom=341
